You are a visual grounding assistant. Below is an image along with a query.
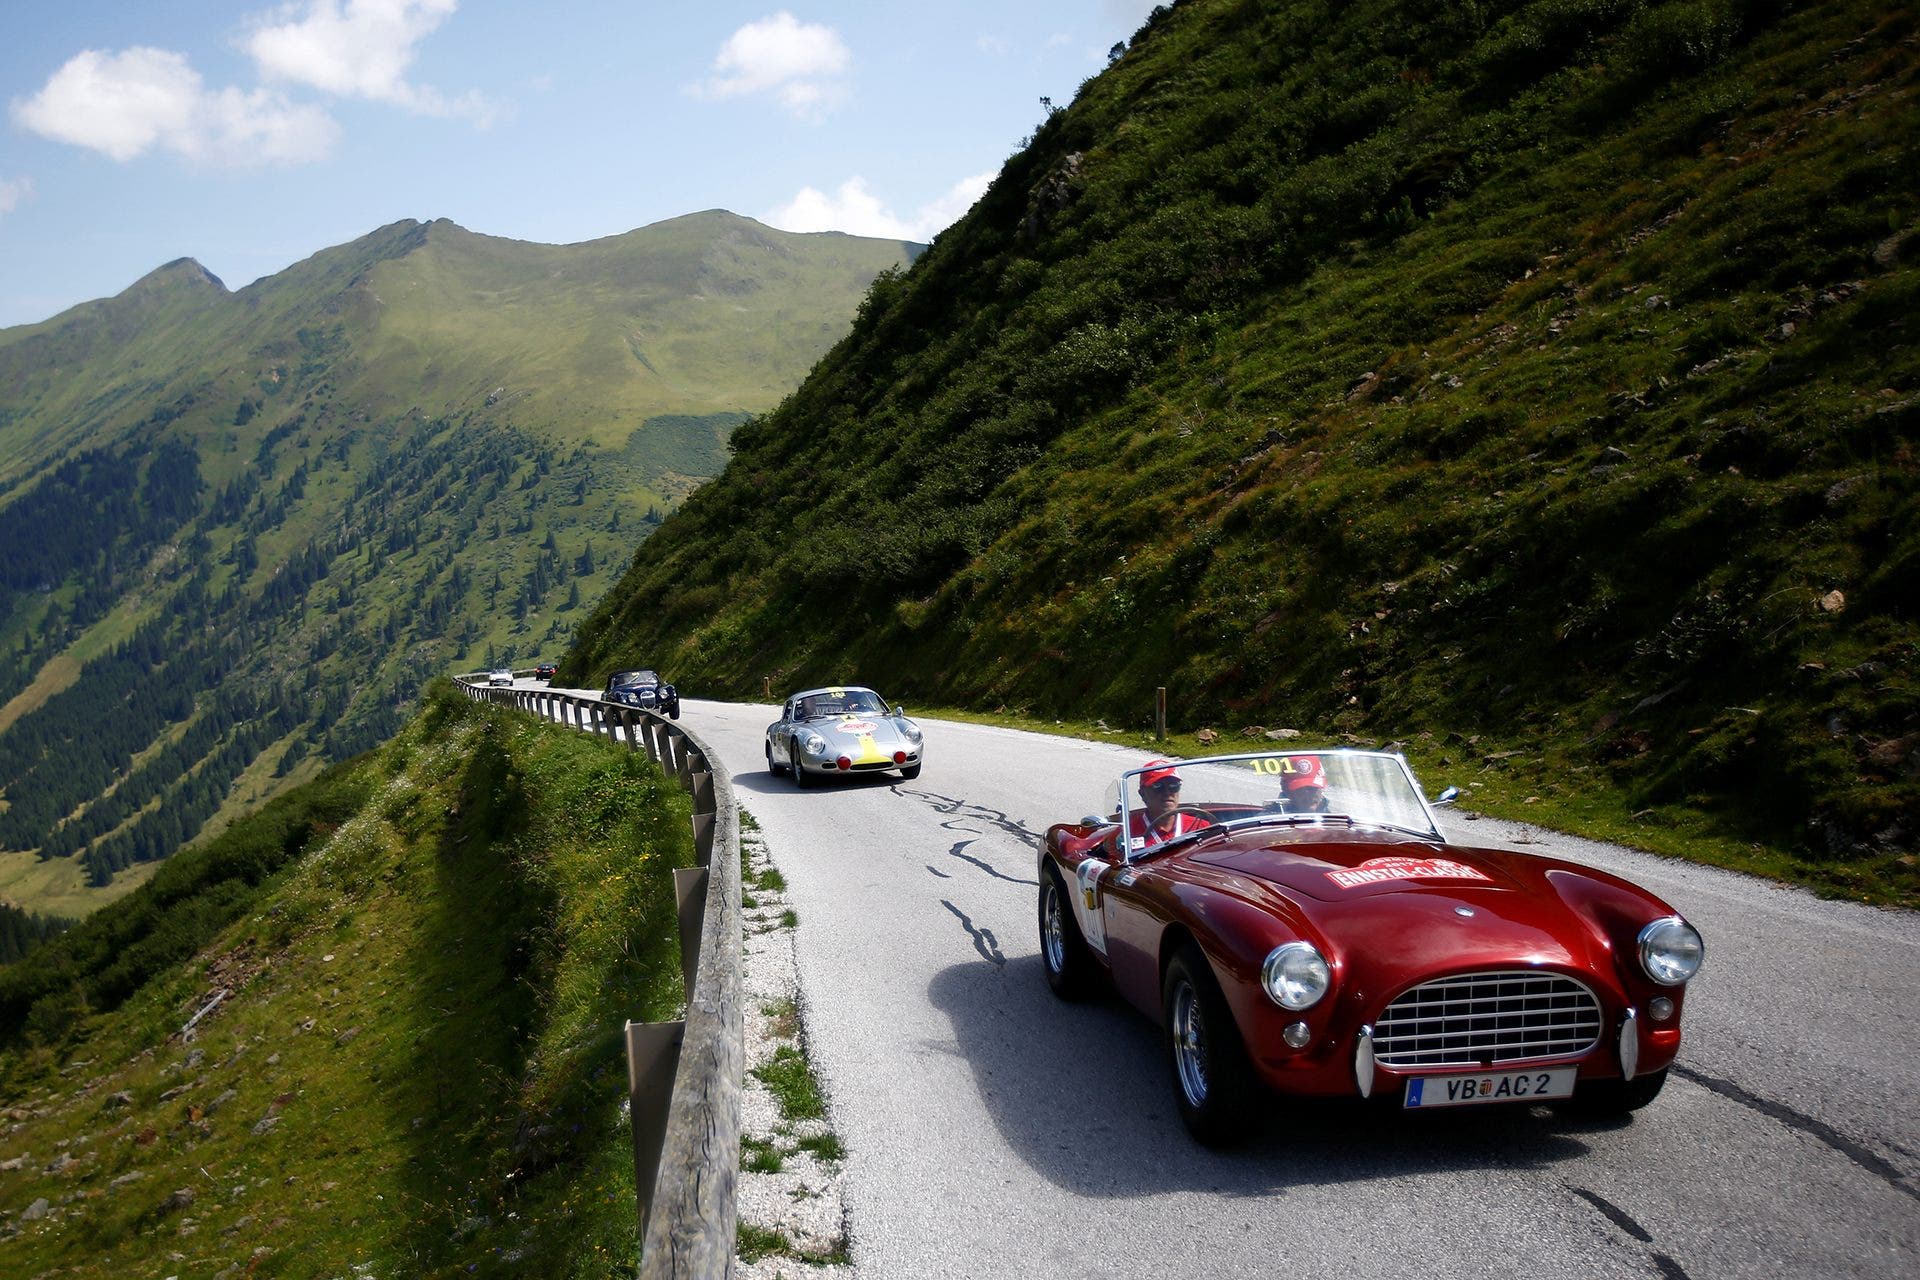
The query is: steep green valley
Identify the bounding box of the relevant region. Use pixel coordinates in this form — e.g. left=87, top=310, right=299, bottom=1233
left=0, top=212, right=914, bottom=913
left=572, top=0, right=1919, bottom=897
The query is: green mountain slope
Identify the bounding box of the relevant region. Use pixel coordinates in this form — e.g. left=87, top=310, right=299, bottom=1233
left=0, top=212, right=914, bottom=911
left=0, top=685, right=691, bottom=1275
left=570, top=0, right=1919, bottom=889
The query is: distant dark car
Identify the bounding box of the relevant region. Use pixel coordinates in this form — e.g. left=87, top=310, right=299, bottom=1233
left=603, top=669, right=680, bottom=719
left=534, top=664, right=558, bottom=682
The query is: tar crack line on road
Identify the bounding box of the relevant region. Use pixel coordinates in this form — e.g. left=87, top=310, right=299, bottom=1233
left=1671, top=1062, right=1919, bottom=1202
left=1567, top=1185, right=1694, bottom=1280
left=925, top=864, right=952, bottom=879
left=947, top=839, right=1039, bottom=887
left=940, top=900, right=1007, bottom=966
left=900, top=787, right=1043, bottom=847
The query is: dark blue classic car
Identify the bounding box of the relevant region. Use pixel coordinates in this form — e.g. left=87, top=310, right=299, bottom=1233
left=603, top=669, right=680, bottom=719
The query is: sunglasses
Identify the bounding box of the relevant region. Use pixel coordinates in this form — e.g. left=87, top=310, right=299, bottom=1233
left=1146, top=778, right=1182, bottom=792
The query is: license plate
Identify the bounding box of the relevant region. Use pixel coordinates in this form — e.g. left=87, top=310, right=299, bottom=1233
left=1403, top=1066, right=1577, bottom=1109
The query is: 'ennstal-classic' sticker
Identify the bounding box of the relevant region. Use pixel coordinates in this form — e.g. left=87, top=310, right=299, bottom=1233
left=1326, top=857, right=1492, bottom=889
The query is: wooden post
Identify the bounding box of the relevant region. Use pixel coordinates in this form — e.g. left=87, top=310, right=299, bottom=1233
left=763, top=675, right=772, bottom=699
left=1156, top=686, right=1168, bottom=742
left=672, top=867, right=708, bottom=1002
left=625, top=1019, right=685, bottom=1235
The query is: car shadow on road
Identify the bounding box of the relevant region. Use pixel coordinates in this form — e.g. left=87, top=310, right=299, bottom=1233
left=927, top=954, right=1604, bottom=1196
left=728, top=768, right=910, bottom=797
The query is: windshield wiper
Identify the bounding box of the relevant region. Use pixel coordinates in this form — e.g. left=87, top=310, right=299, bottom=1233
left=1347, top=818, right=1444, bottom=841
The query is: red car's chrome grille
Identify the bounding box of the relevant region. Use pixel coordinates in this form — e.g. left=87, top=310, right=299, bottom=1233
left=1373, top=971, right=1602, bottom=1068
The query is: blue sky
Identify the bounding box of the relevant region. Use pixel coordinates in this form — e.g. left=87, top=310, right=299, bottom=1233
left=0, top=1, right=1159, bottom=329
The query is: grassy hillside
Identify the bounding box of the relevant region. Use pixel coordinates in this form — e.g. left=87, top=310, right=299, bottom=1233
left=0, top=684, right=692, bottom=1276
left=571, top=0, right=1918, bottom=896
left=0, top=213, right=913, bottom=914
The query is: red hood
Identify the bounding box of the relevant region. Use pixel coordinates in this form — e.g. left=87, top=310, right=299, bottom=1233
left=1190, top=827, right=1526, bottom=902
left=1188, top=829, right=1621, bottom=988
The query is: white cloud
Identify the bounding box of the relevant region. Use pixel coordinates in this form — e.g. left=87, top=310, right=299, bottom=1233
left=695, top=12, right=851, bottom=121
left=766, top=169, right=995, bottom=243
left=768, top=178, right=907, bottom=239
left=244, top=0, right=493, bottom=122
left=11, top=47, right=337, bottom=166
left=914, top=170, right=997, bottom=236
left=11, top=1, right=487, bottom=168
left=190, top=85, right=343, bottom=164
left=13, top=48, right=199, bottom=162
left=0, top=176, right=33, bottom=216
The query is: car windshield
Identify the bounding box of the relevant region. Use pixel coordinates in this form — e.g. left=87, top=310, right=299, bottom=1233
left=797, top=689, right=888, bottom=719
left=611, top=670, right=658, bottom=687
left=1106, top=750, right=1444, bottom=857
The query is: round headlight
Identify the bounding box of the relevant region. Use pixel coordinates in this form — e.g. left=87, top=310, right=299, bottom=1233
left=798, top=731, right=828, bottom=756
left=898, top=719, right=923, bottom=743
left=1638, top=917, right=1704, bottom=986
left=1261, top=942, right=1331, bottom=1011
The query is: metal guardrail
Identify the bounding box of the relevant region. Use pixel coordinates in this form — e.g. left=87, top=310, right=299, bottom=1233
left=458, top=675, right=740, bottom=1277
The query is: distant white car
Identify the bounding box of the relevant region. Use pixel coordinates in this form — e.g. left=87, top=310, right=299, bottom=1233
left=488, top=669, right=514, bottom=687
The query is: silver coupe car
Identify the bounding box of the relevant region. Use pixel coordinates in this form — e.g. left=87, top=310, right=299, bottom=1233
left=766, top=686, right=924, bottom=785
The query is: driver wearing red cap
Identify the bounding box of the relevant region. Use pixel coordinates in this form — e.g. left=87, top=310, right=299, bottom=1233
left=1280, top=754, right=1330, bottom=813
left=1129, top=760, right=1213, bottom=848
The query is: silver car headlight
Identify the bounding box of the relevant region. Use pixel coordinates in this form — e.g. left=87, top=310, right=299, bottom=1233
left=798, top=731, right=828, bottom=756
left=1261, top=942, right=1331, bottom=1011
left=897, top=719, right=923, bottom=743
left=1638, top=917, right=1704, bottom=986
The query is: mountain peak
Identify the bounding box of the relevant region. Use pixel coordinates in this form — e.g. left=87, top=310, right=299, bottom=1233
left=129, top=257, right=228, bottom=296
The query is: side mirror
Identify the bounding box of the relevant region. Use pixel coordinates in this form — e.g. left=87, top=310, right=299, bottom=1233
left=894, top=706, right=907, bottom=718
left=1431, top=786, right=1459, bottom=808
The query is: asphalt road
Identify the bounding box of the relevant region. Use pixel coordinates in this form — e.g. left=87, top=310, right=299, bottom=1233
left=540, top=685, right=1920, bottom=1279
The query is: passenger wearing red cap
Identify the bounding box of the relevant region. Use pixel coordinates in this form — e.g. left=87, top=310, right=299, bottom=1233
left=1129, top=760, right=1212, bottom=848
left=1280, top=754, right=1330, bottom=813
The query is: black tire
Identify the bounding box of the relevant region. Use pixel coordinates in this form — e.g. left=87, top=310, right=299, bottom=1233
left=1555, top=1067, right=1668, bottom=1117
left=792, top=746, right=812, bottom=789
left=668, top=703, right=681, bottom=720
left=1162, top=943, right=1259, bottom=1146
left=899, top=762, right=922, bottom=781
left=766, top=740, right=788, bottom=777
left=1039, top=868, right=1099, bottom=1000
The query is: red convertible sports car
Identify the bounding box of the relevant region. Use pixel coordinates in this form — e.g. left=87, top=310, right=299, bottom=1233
left=1038, top=750, right=1704, bottom=1144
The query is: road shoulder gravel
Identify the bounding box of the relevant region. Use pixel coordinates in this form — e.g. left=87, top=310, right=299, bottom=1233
left=735, top=814, right=852, bottom=1279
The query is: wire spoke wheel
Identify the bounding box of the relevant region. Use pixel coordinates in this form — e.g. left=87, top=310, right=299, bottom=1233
left=1162, top=943, right=1256, bottom=1144
left=1171, top=978, right=1210, bottom=1106
left=1038, top=868, right=1098, bottom=999
left=1043, top=881, right=1067, bottom=973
